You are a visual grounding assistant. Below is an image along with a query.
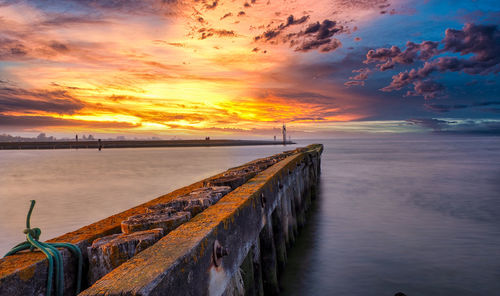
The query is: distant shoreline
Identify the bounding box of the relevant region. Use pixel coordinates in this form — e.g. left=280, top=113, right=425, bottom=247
left=0, top=139, right=295, bottom=150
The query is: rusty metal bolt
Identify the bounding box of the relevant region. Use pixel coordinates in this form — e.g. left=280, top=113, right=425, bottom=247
left=213, top=240, right=229, bottom=267
left=216, top=246, right=229, bottom=258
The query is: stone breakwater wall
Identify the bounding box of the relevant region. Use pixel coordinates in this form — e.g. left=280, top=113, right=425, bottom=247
left=0, top=144, right=322, bottom=296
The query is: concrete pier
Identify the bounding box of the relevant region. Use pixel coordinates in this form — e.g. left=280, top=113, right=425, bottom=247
left=0, top=144, right=322, bottom=296
left=0, top=139, right=295, bottom=150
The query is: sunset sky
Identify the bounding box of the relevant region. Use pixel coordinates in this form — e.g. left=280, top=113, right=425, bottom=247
left=0, top=0, right=499, bottom=138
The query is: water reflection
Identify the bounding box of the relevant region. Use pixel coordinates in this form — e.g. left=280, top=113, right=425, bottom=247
left=280, top=135, right=500, bottom=296
left=0, top=144, right=297, bottom=255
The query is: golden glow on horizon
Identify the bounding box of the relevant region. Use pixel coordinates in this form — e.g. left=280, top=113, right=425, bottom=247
left=0, top=0, right=390, bottom=136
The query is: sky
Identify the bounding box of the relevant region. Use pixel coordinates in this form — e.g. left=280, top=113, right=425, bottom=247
left=0, top=0, right=499, bottom=138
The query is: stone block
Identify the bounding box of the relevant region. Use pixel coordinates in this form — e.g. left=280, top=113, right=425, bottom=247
left=187, top=186, right=231, bottom=204
left=207, top=172, right=257, bottom=189
left=183, top=204, right=205, bottom=216
left=121, top=211, right=191, bottom=234
left=146, top=201, right=182, bottom=213
left=87, top=228, right=164, bottom=285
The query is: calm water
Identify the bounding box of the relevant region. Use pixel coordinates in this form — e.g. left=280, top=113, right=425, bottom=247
left=1, top=135, right=499, bottom=295
left=281, top=135, right=500, bottom=296
left=0, top=144, right=297, bottom=255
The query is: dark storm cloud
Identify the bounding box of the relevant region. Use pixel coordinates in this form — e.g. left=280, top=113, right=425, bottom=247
left=292, top=19, right=344, bottom=52
left=302, top=20, right=342, bottom=40
left=283, top=15, right=310, bottom=28
left=0, top=37, right=77, bottom=61
left=220, top=12, right=232, bottom=20
left=360, top=23, right=500, bottom=99
left=404, top=80, right=444, bottom=100
left=440, top=23, right=500, bottom=74
left=198, top=28, right=237, bottom=39
left=407, top=118, right=500, bottom=134
left=255, top=29, right=280, bottom=41
left=49, top=41, right=70, bottom=52
left=204, top=0, right=218, bottom=9
left=424, top=104, right=468, bottom=113
left=364, top=41, right=439, bottom=71
left=0, top=38, right=28, bottom=60
left=0, top=114, right=140, bottom=128
left=253, top=15, right=311, bottom=42
left=406, top=118, right=455, bottom=131
left=425, top=101, right=500, bottom=113
left=294, top=38, right=341, bottom=52
left=254, top=17, right=344, bottom=53
left=0, top=87, right=85, bottom=114
left=473, top=101, right=500, bottom=107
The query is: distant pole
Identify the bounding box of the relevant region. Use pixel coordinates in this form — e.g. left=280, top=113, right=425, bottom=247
left=75, top=134, right=78, bottom=150
left=98, top=139, right=102, bottom=151
left=282, top=123, right=287, bottom=146
left=274, top=135, right=276, bottom=141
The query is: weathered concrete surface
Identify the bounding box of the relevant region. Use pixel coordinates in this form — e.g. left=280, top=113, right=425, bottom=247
left=121, top=211, right=191, bottom=234
left=80, top=144, right=322, bottom=296
left=0, top=247, right=80, bottom=296
left=0, top=154, right=292, bottom=296
left=88, top=229, right=164, bottom=285
left=0, top=148, right=309, bottom=296
left=205, top=154, right=292, bottom=190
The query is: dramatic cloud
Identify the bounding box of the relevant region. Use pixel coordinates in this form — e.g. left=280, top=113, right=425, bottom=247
left=404, top=80, right=444, bottom=99
left=350, top=68, right=371, bottom=80
left=406, top=118, right=456, bottom=131
left=425, top=101, right=500, bottom=113
left=254, top=16, right=344, bottom=53
left=204, top=1, right=218, bottom=10
left=1, top=0, right=496, bottom=136
left=220, top=12, right=232, bottom=20
left=360, top=23, right=500, bottom=99
left=0, top=38, right=28, bottom=60
left=344, top=68, right=371, bottom=87
left=407, top=118, right=500, bottom=134
left=364, top=41, right=439, bottom=71
left=294, top=38, right=341, bottom=52
left=0, top=114, right=140, bottom=128
left=0, top=87, right=85, bottom=114
left=198, top=28, right=237, bottom=39
left=292, top=20, right=344, bottom=52
left=254, top=14, right=310, bottom=42
left=344, top=80, right=365, bottom=87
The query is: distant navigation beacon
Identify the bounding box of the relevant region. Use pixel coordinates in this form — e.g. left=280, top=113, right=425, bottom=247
left=282, top=123, right=287, bottom=145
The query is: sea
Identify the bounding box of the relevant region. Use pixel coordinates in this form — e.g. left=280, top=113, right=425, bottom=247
left=1, top=134, right=499, bottom=295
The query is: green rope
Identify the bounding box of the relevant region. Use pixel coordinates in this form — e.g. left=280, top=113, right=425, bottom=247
left=3, top=200, right=83, bottom=296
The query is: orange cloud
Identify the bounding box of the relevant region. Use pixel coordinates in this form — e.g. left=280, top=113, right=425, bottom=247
left=0, top=0, right=389, bottom=136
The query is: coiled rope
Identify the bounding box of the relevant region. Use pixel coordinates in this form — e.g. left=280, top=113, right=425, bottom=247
left=4, top=200, right=83, bottom=296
